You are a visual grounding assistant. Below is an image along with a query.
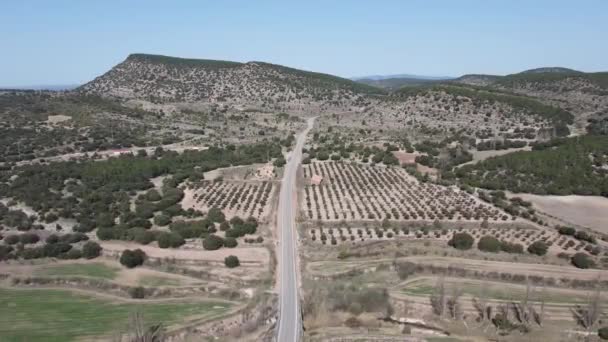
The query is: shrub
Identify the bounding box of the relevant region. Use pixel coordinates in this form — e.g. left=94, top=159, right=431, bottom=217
left=395, top=261, right=416, bottom=280
left=558, top=226, right=576, bottom=236
left=224, top=255, right=240, bottom=268
left=19, top=233, right=40, bottom=245
left=478, top=235, right=501, bottom=253
left=21, top=247, right=44, bottom=259
left=156, top=232, right=185, bottom=248
left=96, top=227, right=118, bottom=240
left=599, top=327, right=608, bottom=340
left=224, top=237, right=238, bottom=248
left=153, top=213, right=171, bottom=226
left=219, top=221, right=230, bottom=231
left=207, top=207, right=225, bottom=223
left=60, top=232, right=88, bottom=244
left=230, top=216, right=244, bottom=226
left=574, top=231, right=596, bottom=244
left=128, top=228, right=155, bottom=245
left=0, top=245, right=14, bottom=260
left=571, top=252, right=595, bottom=269
left=4, top=235, right=19, bottom=245
left=43, top=242, right=72, bottom=257
left=144, top=189, right=161, bottom=202
left=344, top=316, right=362, bottom=328
left=129, top=286, right=146, bottom=299
left=202, top=234, right=224, bottom=250
left=119, top=249, right=146, bottom=268
left=273, top=156, right=286, bottom=167
left=46, top=234, right=59, bottom=244
left=500, top=241, right=524, bottom=254
left=82, top=241, right=102, bottom=259
left=65, top=248, right=83, bottom=259
left=448, top=232, right=474, bottom=250
left=527, top=241, right=548, bottom=256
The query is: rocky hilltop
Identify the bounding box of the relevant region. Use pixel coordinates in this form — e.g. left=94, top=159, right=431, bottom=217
left=79, top=53, right=381, bottom=112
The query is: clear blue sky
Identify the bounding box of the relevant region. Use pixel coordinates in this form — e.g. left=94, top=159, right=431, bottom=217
left=1, top=0, right=607, bottom=87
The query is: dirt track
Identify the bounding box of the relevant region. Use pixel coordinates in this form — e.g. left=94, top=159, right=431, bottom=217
left=308, top=255, right=608, bottom=280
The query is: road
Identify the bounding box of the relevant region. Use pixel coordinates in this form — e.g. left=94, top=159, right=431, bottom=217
left=276, top=117, right=314, bottom=342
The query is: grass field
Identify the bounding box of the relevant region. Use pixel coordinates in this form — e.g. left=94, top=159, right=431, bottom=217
left=37, top=262, right=120, bottom=280
left=138, top=275, right=183, bottom=287
left=399, top=277, right=597, bottom=304
left=0, top=288, right=233, bottom=342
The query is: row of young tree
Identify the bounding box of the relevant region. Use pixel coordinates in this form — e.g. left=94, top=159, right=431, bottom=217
left=429, top=275, right=606, bottom=337
left=448, top=232, right=597, bottom=269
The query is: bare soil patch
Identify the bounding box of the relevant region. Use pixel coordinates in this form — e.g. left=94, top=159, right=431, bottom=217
left=514, top=193, right=608, bottom=233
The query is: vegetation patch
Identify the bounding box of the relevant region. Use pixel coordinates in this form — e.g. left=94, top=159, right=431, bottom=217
left=456, top=135, right=608, bottom=196
left=0, top=288, right=232, bottom=342
left=37, top=262, right=119, bottom=280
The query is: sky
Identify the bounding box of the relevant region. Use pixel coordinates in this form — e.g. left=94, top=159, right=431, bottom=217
left=1, top=0, right=607, bottom=87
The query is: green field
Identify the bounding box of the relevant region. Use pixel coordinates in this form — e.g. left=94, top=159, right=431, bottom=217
left=400, top=278, right=595, bottom=304
left=0, top=288, right=233, bottom=342
left=37, top=262, right=120, bottom=280
left=138, top=275, right=183, bottom=287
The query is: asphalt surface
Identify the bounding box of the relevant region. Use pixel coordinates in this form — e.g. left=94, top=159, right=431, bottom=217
left=276, top=117, right=314, bottom=342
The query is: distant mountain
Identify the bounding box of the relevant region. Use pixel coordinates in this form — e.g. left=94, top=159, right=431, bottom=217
left=452, top=74, right=501, bottom=86
left=79, top=53, right=382, bottom=111
left=352, top=74, right=454, bottom=90
left=355, top=77, right=444, bottom=90
left=352, top=74, right=453, bottom=81
left=519, top=67, right=581, bottom=74
left=0, top=84, right=79, bottom=91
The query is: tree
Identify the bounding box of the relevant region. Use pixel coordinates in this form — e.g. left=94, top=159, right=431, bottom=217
left=571, top=253, right=595, bottom=269
left=219, top=221, right=230, bottom=231
left=65, top=248, right=83, bottom=259
left=153, top=213, right=171, bottom=226
left=82, top=241, right=102, bottom=259
left=527, top=241, right=548, bottom=256
left=123, top=311, right=165, bottom=342
left=4, top=235, right=19, bottom=245
left=448, top=232, right=474, bottom=250
left=19, top=233, right=39, bottom=245
left=430, top=275, right=447, bottom=316
left=599, top=327, right=608, bottom=340
left=46, top=234, right=59, bottom=244
left=129, top=286, right=146, bottom=299
left=202, top=234, right=224, bottom=250
left=120, top=249, right=146, bottom=268
left=477, top=235, right=501, bottom=253
left=224, top=237, right=238, bottom=248
left=572, top=286, right=603, bottom=331
left=224, top=255, right=240, bottom=268
left=273, top=156, right=286, bottom=167
left=156, top=232, right=184, bottom=248
left=207, top=207, right=225, bottom=223
left=43, top=242, right=72, bottom=257
left=395, top=261, right=416, bottom=280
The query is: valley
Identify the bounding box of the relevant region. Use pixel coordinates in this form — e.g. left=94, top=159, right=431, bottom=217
left=1, top=53, right=607, bottom=342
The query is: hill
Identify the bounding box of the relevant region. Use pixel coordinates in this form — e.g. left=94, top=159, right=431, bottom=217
left=452, top=68, right=608, bottom=129
left=79, top=53, right=383, bottom=112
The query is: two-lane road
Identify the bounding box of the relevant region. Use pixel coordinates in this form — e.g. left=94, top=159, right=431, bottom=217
left=276, top=117, right=315, bottom=342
